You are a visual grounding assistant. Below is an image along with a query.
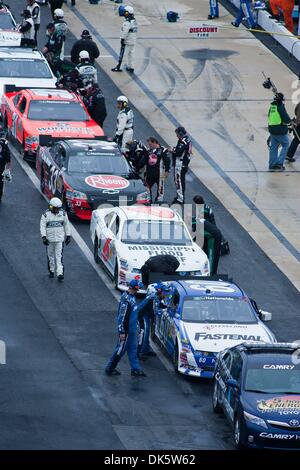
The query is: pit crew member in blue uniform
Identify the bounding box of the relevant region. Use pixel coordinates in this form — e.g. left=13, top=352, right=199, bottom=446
left=231, top=0, right=256, bottom=28
left=208, top=0, right=219, bottom=19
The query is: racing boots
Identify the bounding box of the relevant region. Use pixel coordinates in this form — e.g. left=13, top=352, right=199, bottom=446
left=131, top=370, right=147, bottom=377
left=57, top=274, right=64, bottom=281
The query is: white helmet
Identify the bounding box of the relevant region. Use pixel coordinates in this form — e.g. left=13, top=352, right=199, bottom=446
left=54, top=8, right=64, bottom=18
left=117, top=95, right=128, bottom=103
left=49, top=197, right=62, bottom=208
left=79, top=50, right=90, bottom=60
left=125, top=6, right=134, bottom=14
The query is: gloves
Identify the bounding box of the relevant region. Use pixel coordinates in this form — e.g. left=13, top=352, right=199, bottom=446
left=65, top=236, right=71, bottom=245
left=2, top=169, right=12, bottom=182
left=42, top=237, right=49, bottom=246
left=121, top=39, right=125, bottom=46
left=114, top=135, right=122, bottom=146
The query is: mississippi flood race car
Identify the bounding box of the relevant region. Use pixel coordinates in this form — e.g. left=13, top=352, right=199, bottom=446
left=36, top=138, right=150, bottom=220
left=0, top=49, right=56, bottom=102
left=2, top=88, right=104, bottom=161
left=90, top=206, right=210, bottom=291
left=150, top=279, right=275, bottom=378
left=212, top=342, right=300, bottom=449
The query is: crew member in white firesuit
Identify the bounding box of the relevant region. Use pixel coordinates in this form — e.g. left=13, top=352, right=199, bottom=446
left=114, top=96, right=134, bottom=153
left=0, top=134, right=11, bottom=204
left=40, top=197, right=71, bottom=281
left=111, top=6, right=137, bottom=73
left=75, top=50, right=97, bottom=87
left=135, top=137, right=170, bottom=203
left=19, top=9, right=35, bottom=46
left=26, top=0, right=40, bottom=44
left=170, top=127, right=192, bottom=204
left=53, top=8, right=68, bottom=60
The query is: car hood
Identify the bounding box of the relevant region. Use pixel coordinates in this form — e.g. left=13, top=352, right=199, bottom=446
left=65, top=173, right=145, bottom=197
left=183, top=322, right=273, bottom=353
left=242, top=392, right=300, bottom=422
left=28, top=120, right=103, bottom=137
left=116, top=242, right=208, bottom=271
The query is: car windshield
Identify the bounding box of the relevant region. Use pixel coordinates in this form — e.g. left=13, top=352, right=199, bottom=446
left=182, top=296, right=257, bottom=323
left=0, top=58, right=52, bottom=78
left=67, top=153, right=130, bottom=174
left=28, top=101, right=88, bottom=121
left=121, top=220, right=192, bottom=245
left=245, top=361, right=300, bottom=393
left=0, top=14, right=15, bottom=29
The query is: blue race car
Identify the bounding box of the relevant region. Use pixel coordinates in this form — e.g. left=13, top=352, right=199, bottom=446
left=213, top=342, right=300, bottom=449
left=151, top=279, right=275, bottom=378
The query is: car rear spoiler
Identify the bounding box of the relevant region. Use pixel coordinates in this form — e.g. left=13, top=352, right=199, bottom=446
left=39, top=135, right=108, bottom=147
left=148, top=273, right=232, bottom=283
left=3, top=85, right=58, bottom=94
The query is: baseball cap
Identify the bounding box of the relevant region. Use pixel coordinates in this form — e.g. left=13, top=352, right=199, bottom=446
left=129, top=280, right=143, bottom=290
left=47, top=22, right=55, bottom=29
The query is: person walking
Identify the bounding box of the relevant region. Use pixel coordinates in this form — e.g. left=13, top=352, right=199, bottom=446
left=208, top=0, right=219, bottom=19
left=171, top=127, right=192, bottom=204
left=26, top=0, right=40, bottom=44
left=114, top=96, right=134, bottom=153
left=231, top=0, right=256, bottom=28
left=53, top=8, right=68, bottom=60
left=83, top=82, right=107, bottom=128
left=268, top=92, right=291, bottom=171
left=40, top=197, right=71, bottom=281
left=105, top=280, right=146, bottom=377
left=286, top=102, right=300, bottom=162
left=112, top=6, right=138, bottom=73
left=0, top=135, right=11, bottom=205
left=71, top=30, right=100, bottom=65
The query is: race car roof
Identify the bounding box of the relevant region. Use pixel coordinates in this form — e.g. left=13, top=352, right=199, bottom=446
left=0, top=47, right=45, bottom=59
left=25, top=88, right=77, bottom=101
left=119, top=206, right=181, bottom=221
left=61, top=139, right=120, bottom=154
left=175, top=280, right=244, bottom=298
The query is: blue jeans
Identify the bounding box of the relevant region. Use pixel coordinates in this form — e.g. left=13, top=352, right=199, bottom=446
left=234, top=0, right=256, bottom=27
left=269, top=134, right=289, bottom=168
left=106, top=331, right=141, bottom=372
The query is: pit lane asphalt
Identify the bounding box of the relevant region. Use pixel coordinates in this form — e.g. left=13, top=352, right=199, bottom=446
left=0, top=0, right=298, bottom=449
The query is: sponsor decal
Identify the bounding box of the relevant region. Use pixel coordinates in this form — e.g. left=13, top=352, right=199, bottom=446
left=125, top=206, right=175, bottom=219
left=194, top=333, right=261, bottom=341
left=85, top=175, right=129, bottom=190
left=263, top=364, right=295, bottom=370
left=260, top=432, right=300, bottom=440
left=37, top=123, right=95, bottom=135
left=290, top=419, right=300, bottom=426
left=0, top=31, right=21, bottom=47
left=258, top=396, right=300, bottom=413
left=127, top=244, right=195, bottom=262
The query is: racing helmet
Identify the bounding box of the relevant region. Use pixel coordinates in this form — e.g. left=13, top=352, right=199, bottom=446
left=79, top=50, right=90, bottom=60
left=54, top=8, right=64, bottom=18
left=124, top=6, right=134, bottom=15
left=117, top=95, right=128, bottom=104
left=49, top=197, right=62, bottom=209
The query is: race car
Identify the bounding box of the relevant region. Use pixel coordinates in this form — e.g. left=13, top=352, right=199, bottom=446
left=36, top=138, right=150, bottom=220
left=213, top=342, right=300, bottom=449
left=150, top=279, right=275, bottom=378
left=90, top=206, right=210, bottom=290
left=0, top=48, right=56, bottom=102
left=2, top=87, right=104, bottom=161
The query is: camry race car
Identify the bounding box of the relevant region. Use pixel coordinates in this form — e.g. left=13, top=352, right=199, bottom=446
left=151, top=279, right=276, bottom=378
left=90, top=206, right=210, bottom=290
left=36, top=138, right=150, bottom=220
left=2, top=87, right=104, bottom=161
left=0, top=49, right=56, bottom=102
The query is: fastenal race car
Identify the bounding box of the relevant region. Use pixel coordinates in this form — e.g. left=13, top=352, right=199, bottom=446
left=90, top=206, right=209, bottom=290
left=0, top=49, right=56, bottom=102
left=2, top=87, right=104, bottom=161
left=151, top=279, right=275, bottom=378
left=36, top=138, right=150, bottom=220
left=212, top=343, right=300, bottom=449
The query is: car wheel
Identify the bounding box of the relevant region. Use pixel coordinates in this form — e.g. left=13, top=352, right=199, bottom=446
left=172, top=343, right=179, bottom=373
left=212, top=380, right=222, bottom=414
left=94, top=237, right=100, bottom=264
left=114, top=261, right=120, bottom=290
left=234, top=416, right=246, bottom=449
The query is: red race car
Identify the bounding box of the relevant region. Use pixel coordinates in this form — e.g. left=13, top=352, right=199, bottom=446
left=1, top=87, right=104, bottom=161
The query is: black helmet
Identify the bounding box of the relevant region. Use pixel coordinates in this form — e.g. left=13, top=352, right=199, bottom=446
left=175, top=126, right=187, bottom=137
left=274, top=92, right=284, bottom=103
left=193, top=195, right=204, bottom=205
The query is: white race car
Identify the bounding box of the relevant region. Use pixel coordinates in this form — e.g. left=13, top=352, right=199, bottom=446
left=90, top=205, right=210, bottom=290
left=0, top=48, right=56, bottom=103
left=0, top=5, right=21, bottom=47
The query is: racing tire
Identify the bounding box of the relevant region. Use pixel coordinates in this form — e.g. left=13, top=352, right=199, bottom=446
left=172, top=343, right=179, bottom=374
left=234, top=416, right=246, bottom=450
left=94, top=237, right=100, bottom=264
left=114, top=261, right=120, bottom=290
left=212, top=380, right=222, bottom=414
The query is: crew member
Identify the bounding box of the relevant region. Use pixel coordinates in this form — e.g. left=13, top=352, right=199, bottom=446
left=231, top=0, right=256, bottom=28
left=135, top=137, right=170, bottom=203
left=270, top=0, right=294, bottom=33
left=19, top=9, right=35, bottom=46
left=112, top=5, right=138, bottom=73
left=286, top=101, right=300, bottom=162
left=40, top=197, right=71, bottom=281
left=114, top=96, right=134, bottom=153
left=75, top=50, right=97, bottom=86
left=208, top=0, right=219, bottom=19
left=71, top=30, right=100, bottom=64
left=43, top=22, right=64, bottom=66
left=56, top=67, right=83, bottom=91
left=0, top=135, right=11, bottom=204
left=171, top=127, right=192, bottom=204
left=83, top=82, right=107, bottom=128
left=53, top=8, right=68, bottom=59
left=49, top=0, right=63, bottom=18
left=26, top=0, right=40, bottom=44
left=105, top=280, right=146, bottom=377
left=140, top=254, right=180, bottom=288
left=268, top=92, right=291, bottom=171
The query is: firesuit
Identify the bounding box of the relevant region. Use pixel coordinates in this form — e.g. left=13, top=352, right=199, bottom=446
left=75, top=59, right=97, bottom=87
left=136, top=145, right=170, bottom=203
left=26, top=1, right=40, bottom=44
left=105, top=284, right=145, bottom=376
left=125, top=140, right=148, bottom=169
left=270, top=0, right=294, bottom=33
left=40, top=208, right=71, bottom=277
left=192, top=214, right=221, bottom=276
left=140, top=254, right=180, bottom=287
left=120, top=13, right=137, bottom=71
left=83, top=84, right=107, bottom=128
left=44, top=26, right=64, bottom=64
left=172, top=129, right=192, bottom=204
left=19, top=10, right=35, bottom=46
left=232, top=0, right=256, bottom=28
left=115, top=105, right=134, bottom=153
left=208, top=0, right=219, bottom=19
left=54, top=14, right=68, bottom=60
left=0, top=138, right=11, bottom=203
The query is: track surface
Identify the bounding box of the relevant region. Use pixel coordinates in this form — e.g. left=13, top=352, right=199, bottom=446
left=0, top=1, right=298, bottom=449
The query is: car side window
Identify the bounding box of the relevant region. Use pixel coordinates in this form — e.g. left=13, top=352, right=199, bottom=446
left=222, top=351, right=233, bottom=375
left=104, top=212, right=114, bottom=228
left=18, top=97, right=27, bottom=114
left=169, top=289, right=180, bottom=311
left=230, top=351, right=243, bottom=382
left=110, top=215, right=120, bottom=236
left=13, top=94, right=21, bottom=107
left=53, top=146, right=66, bottom=168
